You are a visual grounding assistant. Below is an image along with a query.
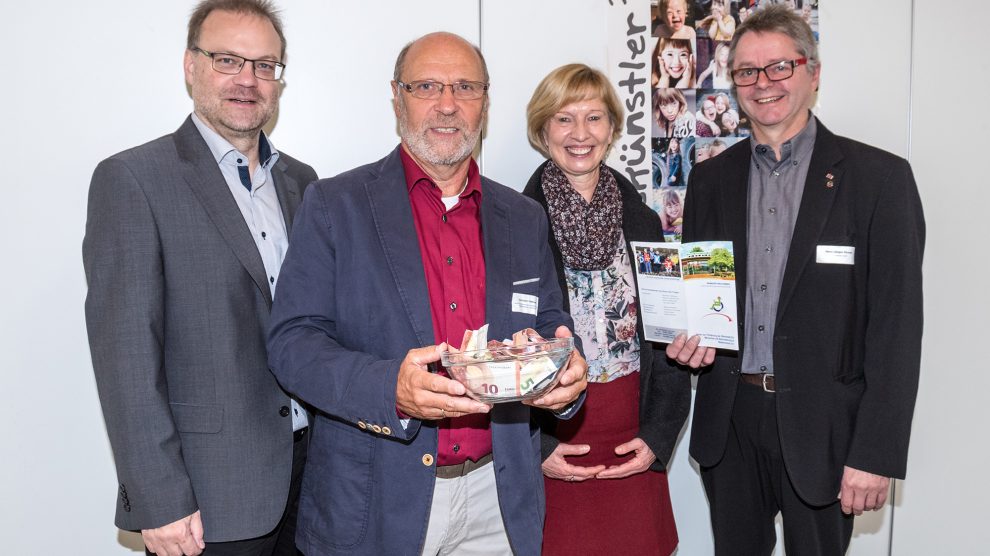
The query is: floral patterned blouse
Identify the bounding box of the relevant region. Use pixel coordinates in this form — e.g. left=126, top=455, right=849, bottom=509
left=565, top=231, right=641, bottom=383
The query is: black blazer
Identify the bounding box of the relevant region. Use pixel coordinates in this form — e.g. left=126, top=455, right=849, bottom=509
left=523, top=161, right=691, bottom=470
left=684, top=120, right=925, bottom=505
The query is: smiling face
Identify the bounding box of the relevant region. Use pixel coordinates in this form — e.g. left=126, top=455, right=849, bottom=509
left=665, top=0, right=687, bottom=31
left=543, top=96, right=613, bottom=185
left=393, top=33, right=487, bottom=173
left=661, top=45, right=690, bottom=78
left=732, top=31, right=819, bottom=143
left=715, top=94, right=728, bottom=113
left=184, top=10, right=283, bottom=144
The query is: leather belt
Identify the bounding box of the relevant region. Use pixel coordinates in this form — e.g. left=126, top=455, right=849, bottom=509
left=739, top=373, right=775, bottom=393
left=435, top=453, right=493, bottom=479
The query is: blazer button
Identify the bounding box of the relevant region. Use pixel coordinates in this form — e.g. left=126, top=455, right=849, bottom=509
left=358, top=421, right=367, bottom=430
left=279, top=406, right=290, bottom=417
left=422, top=454, right=434, bottom=466
left=371, top=424, right=383, bottom=434
left=382, top=426, right=392, bottom=436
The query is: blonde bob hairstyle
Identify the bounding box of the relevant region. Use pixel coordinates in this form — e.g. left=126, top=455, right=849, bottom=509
left=526, top=63, right=624, bottom=160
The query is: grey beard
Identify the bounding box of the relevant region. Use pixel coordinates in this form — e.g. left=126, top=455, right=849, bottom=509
left=398, top=113, right=479, bottom=166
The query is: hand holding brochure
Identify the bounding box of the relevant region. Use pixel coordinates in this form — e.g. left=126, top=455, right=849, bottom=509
left=631, top=241, right=738, bottom=350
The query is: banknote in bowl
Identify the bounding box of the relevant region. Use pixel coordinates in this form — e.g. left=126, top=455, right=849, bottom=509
left=441, top=335, right=574, bottom=403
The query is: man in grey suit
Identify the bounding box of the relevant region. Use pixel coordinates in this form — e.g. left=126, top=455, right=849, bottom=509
left=83, top=1, right=316, bottom=555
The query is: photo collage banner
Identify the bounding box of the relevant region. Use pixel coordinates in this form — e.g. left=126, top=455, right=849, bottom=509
left=648, top=0, right=821, bottom=240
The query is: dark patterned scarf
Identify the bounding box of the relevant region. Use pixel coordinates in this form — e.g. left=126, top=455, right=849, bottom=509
left=541, top=161, right=623, bottom=271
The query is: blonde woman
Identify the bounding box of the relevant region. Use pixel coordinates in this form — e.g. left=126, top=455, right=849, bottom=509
left=698, top=41, right=732, bottom=89
left=523, top=63, right=689, bottom=556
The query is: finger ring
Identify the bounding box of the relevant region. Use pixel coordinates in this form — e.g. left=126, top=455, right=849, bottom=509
left=567, top=475, right=575, bottom=481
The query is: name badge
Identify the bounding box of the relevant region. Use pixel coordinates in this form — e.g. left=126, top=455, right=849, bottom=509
left=511, top=292, right=539, bottom=315
left=816, top=245, right=855, bottom=265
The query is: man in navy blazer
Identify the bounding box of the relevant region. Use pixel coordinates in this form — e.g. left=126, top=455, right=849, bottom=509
left=267, top=32, right=588, bottom=556
left=667, top=6, right=925, bottom=555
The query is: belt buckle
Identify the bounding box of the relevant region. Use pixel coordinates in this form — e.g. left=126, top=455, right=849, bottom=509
left=761, top=373, right=775, bottom=393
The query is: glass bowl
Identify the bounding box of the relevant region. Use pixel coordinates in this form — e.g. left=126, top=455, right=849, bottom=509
left=440, top=336, right=574, bottom=403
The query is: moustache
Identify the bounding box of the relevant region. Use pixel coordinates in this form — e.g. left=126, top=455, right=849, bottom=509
left=222, top=87, right=263, bottom=102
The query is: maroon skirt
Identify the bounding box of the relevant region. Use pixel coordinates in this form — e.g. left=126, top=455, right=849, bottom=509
left=542, top=372, right=678, bottom=556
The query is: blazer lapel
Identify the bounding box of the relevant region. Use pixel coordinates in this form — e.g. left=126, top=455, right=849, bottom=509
left=366, top=148, right=435, bottom=347
left=481, top=179, right=512, bottom=340
left=776, top=121, right=845, bottom=323
left=717, top=145, right=751, bottom=325
left=174, top=117, right=274, bottom=306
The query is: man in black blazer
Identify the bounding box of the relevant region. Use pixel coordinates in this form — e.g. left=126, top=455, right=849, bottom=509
left=667, top=5, right=925, bottom=555
left=83, top=2, right=316, bottom=555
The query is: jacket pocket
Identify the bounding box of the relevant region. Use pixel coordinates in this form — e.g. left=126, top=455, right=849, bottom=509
left=168, top=403, right=223, bottom=434
left=301, top=418, right=374, bottom=549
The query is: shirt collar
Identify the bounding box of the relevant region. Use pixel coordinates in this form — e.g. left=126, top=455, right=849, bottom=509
left=399, top=145, right=482, bottom=200
left=191, top=112, right=279, bottom=168
left=750, top=113, right=817, bottom=165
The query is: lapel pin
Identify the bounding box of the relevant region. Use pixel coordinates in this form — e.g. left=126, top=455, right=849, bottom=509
left=825, top=172, right=835, bottom=188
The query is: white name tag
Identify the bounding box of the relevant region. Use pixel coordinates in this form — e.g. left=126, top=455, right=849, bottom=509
left=816, top=245, right=855, bottom=265
left=511, top=292, right=539, bottom=315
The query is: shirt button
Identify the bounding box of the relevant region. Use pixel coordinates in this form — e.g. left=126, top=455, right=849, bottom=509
left=765, top=245, right=773, bottom=253
left=446, top=256, right=454, bottom=265
left=452, top=444, right=460, bottom=453
left=760, top=284, right=767, bottom=291
left=270, top=276, right=275, bottom=284
left=758, top=325, right=765, bottom=332
left=442, top=214, right=448, bottom=223
left=261, top=231, right=267, bottom=239
left=237, top=158, right=243, bottom=164
left=768, top=208, right=776, bottom=214
left=449, top=302, right=457, bottom=311
left=772, top=171, right=780, bottom=177
left=760, top=365, right=767, bottom=372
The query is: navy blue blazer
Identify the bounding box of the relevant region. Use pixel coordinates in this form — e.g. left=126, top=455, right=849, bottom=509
left=268, top=146, right=576, bottom=555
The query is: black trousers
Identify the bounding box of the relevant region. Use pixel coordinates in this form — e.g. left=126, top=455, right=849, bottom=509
left=146, top=428, right=308, bottom=556
left=700, top=382, right=854, bottom=556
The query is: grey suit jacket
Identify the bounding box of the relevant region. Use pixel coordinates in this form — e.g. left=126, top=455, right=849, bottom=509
left=83, top=116, right=317, bottom=541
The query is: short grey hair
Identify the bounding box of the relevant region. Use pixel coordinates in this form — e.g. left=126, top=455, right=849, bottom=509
left=727, top=4, right=819, bottom=75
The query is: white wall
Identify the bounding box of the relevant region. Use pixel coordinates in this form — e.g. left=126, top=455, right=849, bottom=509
left=2, top=0, right=985, bottom=553
left=890, top=0, right=990, bottom=553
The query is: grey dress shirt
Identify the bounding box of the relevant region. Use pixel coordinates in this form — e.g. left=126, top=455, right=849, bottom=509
left=741, top=116, right=817, bottom=375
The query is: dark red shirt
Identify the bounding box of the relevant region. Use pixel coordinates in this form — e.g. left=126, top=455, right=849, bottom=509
left=400, top=147, right=491, bottom=466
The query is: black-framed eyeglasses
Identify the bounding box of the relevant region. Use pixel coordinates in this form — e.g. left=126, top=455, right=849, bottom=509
left=730, top=58, right=807, bottom=87
left=396, top=80, right=489, bottom=100
left=191, top=47, right=285, bottom=81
